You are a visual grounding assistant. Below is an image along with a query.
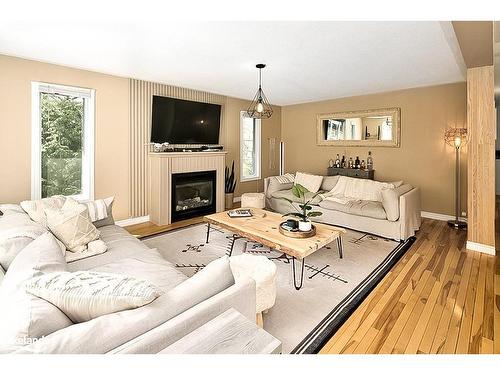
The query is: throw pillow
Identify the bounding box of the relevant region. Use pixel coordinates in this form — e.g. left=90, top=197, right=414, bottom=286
left=320, top=175, right=340, bottom=192
left=79, top=197, right=115, bottom=228
left=294, top=172, right=324, bottom=193
left=25, top=271, right=164, bottom=323
left=274, top=173, right=295, bottom=184
left=20, top=196, right=67, bottom=227
left=0, top=232, right=72, bottom=353
left=266, top=176, right=294, bottom=198
left=45, top=198, right=100, bottom=253
left=65, top=239, right=108, bottom=263
left=381, top=184, right=414, bottom=221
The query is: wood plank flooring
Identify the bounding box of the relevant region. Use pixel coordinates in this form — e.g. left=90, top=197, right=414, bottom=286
left=320, top=218, right=498, bottom=354
left=125, top=211, right=499, bottom=354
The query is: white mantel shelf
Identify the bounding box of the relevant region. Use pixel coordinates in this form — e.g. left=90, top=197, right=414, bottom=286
left=149, top=151, right=226, bottom=225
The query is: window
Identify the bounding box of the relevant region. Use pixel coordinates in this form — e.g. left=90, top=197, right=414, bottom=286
left=31, top=82, right=95, bottom=200
left=240, top=112, right=261, bottom=181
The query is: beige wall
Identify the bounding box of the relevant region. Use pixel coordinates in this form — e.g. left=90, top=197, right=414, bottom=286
left=0, top=54, right=282, bottom=218
left=0, top=55, right=130, bottom=220
left=281, top=82, right=467, bottom=216
left=224, top=97, right=281, bottom=197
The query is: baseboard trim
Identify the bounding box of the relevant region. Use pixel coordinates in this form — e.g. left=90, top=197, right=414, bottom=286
left=421, top=211, right=467, bottom=222
left=115, top=215, right=150, bottom=227
left=466, top=241, right=496, bottom=255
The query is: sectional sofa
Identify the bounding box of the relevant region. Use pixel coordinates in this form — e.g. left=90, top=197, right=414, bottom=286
left=0, top=204, right=255, bottom=354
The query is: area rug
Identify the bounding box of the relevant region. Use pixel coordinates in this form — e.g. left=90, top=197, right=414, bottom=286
left=143, top=223, right=415, bottom=354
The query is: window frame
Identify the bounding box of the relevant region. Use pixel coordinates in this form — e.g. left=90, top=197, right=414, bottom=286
left=239, top=111, right=261, bottom=182
left=31, top=82, right=95, bottom=201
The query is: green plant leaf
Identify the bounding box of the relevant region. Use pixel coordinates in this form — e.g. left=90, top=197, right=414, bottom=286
left=307, top=211, right=323, bottom=217
left=298, top=204, right=313, bottom=211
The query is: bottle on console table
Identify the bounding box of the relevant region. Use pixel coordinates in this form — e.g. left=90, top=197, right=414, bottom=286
left=367, top=151, right=373, bottom=170
left=348, top=157, right=354, bottom=169
left=334, top=154, right=340, bottom=168
left=341, top=155, right=345, bottom=168
left=361, top=159, right=366, bottom=169
left=355, top=156, right=360, bottom=169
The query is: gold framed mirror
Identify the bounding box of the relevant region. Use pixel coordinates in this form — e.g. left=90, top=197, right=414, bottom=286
left=316, top=107, right=401, bottom=147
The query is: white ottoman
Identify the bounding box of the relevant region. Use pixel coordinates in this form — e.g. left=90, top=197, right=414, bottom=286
left=241, top=192, right=265, bottom=209
left=230, top=254, right=277, bottom=327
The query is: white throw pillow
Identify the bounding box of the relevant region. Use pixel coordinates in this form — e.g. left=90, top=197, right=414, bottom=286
left=25, top=271, right=164, bottom=323
left=0, top=233, right=72, bottom=353
left=45, top=198, right=100, bottom=253
left=20, top=196, right=67, bottom=227
left=294, top=172, right=324, bottom=193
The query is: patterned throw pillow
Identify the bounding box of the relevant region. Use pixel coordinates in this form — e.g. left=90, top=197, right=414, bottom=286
left=274, top=173, right=295, bottom=184
left=45, top=198, right=100, bottom=253
left=25, top=271, right=164, bottom=323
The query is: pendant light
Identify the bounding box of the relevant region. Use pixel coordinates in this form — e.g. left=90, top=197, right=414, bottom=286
left=246, top=64, right=273, bottom=119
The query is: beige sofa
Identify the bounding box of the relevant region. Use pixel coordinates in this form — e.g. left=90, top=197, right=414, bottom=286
left=264, top=174, right=421, bottom=241
left=0, top=204, right=255, bottom=354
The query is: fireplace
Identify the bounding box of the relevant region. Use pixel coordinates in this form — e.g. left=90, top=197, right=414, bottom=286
left=171, top=170, right=217, bottom=222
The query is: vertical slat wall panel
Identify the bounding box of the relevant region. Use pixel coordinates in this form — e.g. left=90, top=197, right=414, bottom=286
left=129, top=79, right=226, bottom=218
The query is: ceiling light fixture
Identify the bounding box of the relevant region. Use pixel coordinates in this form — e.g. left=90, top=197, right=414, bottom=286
left=246, top=64, right=273, bottom=119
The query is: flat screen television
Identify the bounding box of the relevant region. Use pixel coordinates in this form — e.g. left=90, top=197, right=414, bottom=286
left=151, top=96, right=221, bottom=144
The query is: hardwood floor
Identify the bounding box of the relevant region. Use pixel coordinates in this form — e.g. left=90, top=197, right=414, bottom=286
left=319, top=218, right=498, bottom=354
left=125, top=211, right=499, bottom=354
left=125, top=216, right=204, bottom=238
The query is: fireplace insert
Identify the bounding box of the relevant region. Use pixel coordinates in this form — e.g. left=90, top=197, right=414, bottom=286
left=171, top=170, right=216, bottom=222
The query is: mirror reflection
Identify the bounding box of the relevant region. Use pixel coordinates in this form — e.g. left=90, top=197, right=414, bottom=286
left=316, top=107, right=400, bottom=147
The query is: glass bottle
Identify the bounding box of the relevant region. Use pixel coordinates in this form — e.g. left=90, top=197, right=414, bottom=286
left=355, top=156, right=360, bottom=169
left=361, top=160, right=366, bottom=169
left=335, top=154, right=340, bottom=168
left=367, top=151, right=373, bottom=170
left=329, top=159, right=334, bottom=168
left=348, top=157, right=353, bottom=169
left=341, top=155, right=345, bottom=168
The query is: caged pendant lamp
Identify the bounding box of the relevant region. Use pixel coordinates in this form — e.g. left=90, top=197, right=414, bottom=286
left=246, top=64, right=273, bottom=119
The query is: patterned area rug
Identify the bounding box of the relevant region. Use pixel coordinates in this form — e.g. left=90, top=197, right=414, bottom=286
left=143, top=223, right=415, bottom=353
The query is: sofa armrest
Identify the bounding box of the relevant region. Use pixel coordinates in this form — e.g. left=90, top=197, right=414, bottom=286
left=399, top=187, right=421, bottom=240
left=109, top=276, right=256, bottom=354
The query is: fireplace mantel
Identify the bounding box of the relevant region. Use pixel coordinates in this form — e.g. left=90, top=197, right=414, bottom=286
left=149, top=151, right=227, bottom=225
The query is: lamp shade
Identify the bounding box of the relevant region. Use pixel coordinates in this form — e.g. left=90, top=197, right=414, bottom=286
left=444, top=127, right=467, bottom=148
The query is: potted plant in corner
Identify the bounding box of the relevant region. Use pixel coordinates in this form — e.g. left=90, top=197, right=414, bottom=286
left=225, top=161, right=237, bottom=209
left=279, top=184, right=323, bottom=231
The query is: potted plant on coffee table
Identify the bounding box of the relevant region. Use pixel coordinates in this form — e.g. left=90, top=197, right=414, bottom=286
left=225, top=161, right=237, bottom=209
left=279, top=183, right=323, bottom=231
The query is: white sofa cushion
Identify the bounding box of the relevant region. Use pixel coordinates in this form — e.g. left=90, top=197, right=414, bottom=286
left=381, top=184, right=414, bottom=221
left=319, top=199, right=387, bottom=220
left=0, top=211, right=48, bottom=271
left=294, top=172, right=323, bottom=193
left=45, top=198, right=100, bottom=252
left=0, top=232, right=72, bottom=353
left=25, top=270, right=164, bottom=323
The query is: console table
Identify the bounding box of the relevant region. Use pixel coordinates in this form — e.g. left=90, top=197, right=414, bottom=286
left=327, top=167, right=375, bottom=180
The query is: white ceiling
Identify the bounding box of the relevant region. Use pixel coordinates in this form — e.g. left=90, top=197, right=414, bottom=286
left=0, top=20, right=466, bottom=105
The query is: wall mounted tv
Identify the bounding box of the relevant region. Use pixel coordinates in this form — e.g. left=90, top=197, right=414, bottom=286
left=151, top=96, right=221, bottom=145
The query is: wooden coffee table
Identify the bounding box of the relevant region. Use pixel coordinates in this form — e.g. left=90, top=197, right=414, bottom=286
left=204, top=209, right=345, bottom=290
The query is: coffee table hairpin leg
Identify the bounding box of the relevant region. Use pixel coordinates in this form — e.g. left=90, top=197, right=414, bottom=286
left=336, top=236, right=343, bottom=259
left=291, top=257, right=305, bottom=290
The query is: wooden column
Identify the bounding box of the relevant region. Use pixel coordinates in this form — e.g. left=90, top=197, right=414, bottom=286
left=466, top=66, right=496, bottom=255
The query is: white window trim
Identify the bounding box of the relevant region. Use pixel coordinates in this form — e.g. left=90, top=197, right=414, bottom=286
left=240, top=112, right=261, bottom=182
left=31, top=82, right=95, bottom=201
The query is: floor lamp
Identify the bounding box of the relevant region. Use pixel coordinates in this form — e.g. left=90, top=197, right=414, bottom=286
left=444, top=127, right=467, bottom=229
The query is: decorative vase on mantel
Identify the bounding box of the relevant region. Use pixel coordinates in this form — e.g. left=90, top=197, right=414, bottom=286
left=225, top=193, right=234, bottom=210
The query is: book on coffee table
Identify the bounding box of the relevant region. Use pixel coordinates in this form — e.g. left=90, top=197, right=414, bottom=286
left=227, top=209, right=252, bottom=218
